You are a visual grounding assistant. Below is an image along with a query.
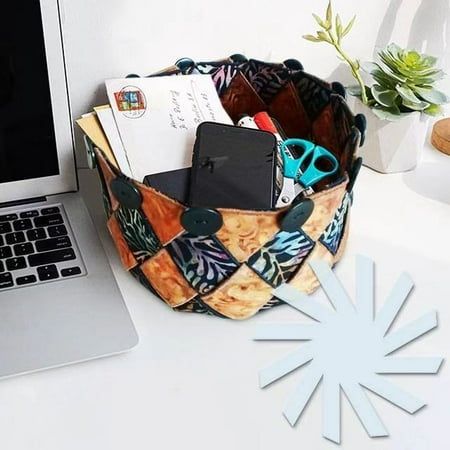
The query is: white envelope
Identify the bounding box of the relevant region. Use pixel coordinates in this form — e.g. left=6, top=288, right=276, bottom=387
left=94, top=105, right=133, bottom=178
left=105, top=75, right=232, bottom=181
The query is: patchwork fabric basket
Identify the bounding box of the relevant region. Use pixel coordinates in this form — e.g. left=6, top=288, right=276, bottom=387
left=87, top=56, right=365, bottom=320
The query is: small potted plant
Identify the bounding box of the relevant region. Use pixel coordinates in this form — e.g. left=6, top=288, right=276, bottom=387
left=304, top=1, right=449, bottom=173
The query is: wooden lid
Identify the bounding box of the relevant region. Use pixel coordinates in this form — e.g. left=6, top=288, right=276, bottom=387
left=431, top=118, right=450, bottom=155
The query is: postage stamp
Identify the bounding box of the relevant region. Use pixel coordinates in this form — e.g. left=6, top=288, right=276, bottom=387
left=114, top=86, right=146, bottom=118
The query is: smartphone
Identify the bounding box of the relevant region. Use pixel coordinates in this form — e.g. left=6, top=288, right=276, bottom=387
left=189, top=122, right=277, bottom=210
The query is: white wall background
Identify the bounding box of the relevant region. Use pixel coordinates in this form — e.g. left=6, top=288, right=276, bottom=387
left=59, top=0, right=450, bottom=167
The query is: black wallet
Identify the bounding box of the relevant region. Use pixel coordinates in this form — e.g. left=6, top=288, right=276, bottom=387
left=144, top=168, right=190, bottom=204
left=189, top=122, right=277, bottom=209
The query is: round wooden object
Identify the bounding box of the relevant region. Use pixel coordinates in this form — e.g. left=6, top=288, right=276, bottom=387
left=431, top=118, right=450, bottom=155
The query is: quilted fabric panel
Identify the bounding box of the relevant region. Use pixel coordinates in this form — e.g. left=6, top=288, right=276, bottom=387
left=331, top=95, right=354, bottom=152
left=107, top=215, right=137, bottom=271
left=97, top=152, right=119, bottom=212
left=215, top=210, right=279, bottom=262
left=293, top=71, right=332, bottom=121
left=319, top=191, right=351, bottom=255
left=302, top=183, right=346, bottom=240
left=335, top=208, right=351, bottom=262
left=201, top=264, right=273, bottom=320
left=248, top=230, right=314, bottom=287
left=196, top=61, right=240, bottom=96
left=139, top=184, right=185, bottom=245
left=241, top=59, right=290, bottom=103
left=175, top=296, right=227, bottom=317
left=130, top=266, right=160, bottom=297
left=95, top=162, right=112, bottom=216
left=141, top=249, right=197, bottom=307
left=268, top=81, right=312, bottom=139
left=166, top=233, right=239, bottom=295
left=115, top=206, right=161, bottom=263
left=219, top=71, right=266, bottom=124
left=288, top=241, right=335, bottom=294
left=311, top=103, right=340, bottom=158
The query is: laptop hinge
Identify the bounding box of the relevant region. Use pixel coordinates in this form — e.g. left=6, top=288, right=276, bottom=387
left=0, top=196, right=47, bottom=210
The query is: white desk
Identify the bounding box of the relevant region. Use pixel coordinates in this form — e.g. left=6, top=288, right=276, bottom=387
left=1, top=138, right=449, bottom=450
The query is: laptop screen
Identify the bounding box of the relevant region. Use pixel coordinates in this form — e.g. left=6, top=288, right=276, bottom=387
left=0, top=1, right=59, bottom=184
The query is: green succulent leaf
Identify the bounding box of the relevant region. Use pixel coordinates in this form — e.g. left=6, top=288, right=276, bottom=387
left=372, top=70, right=397, bottom=90
left=347, top=85, right=362, bottom=96
left=313, top=13, right=327, bottom=29
left=361, top=61, right=379, bottom=74
left=326, top=1, right=333, bottom=27
left=371, top=105, right=403, bottom=121
left=414, top=86, right=449, bottom=105
left=317, top=31, right=332, bottom=43
left=303, top=34, right=322, bottom=42
left=395, top=84, right=429, bottom=110
left=424, top=103, right=442, bottom=116
left=342, top=15, right=356, bottom=37
left=335, top=14, right=343, bottom=37
left=423, top=55, right=438, bottom=67
left=378, top=62, right=408, bottom=83
left=371, top=85, right=399, bottom=107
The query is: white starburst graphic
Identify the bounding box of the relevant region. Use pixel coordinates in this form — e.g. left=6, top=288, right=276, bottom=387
left=254, top=255, right=443, bottom=444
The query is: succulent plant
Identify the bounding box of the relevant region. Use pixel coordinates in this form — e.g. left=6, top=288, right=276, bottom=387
left=304, top=2, right=449, bottom=121
left=361, top=44, right=448, bottom=120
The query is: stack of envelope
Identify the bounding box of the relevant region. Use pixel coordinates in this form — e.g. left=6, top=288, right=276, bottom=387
left=77, top=74, right=233, bottom=181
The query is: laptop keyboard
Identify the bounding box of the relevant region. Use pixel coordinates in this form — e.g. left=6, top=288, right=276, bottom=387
left=0, top=204, right=86, bottom=291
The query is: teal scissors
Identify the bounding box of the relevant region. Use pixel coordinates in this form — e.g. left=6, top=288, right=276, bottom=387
left=276, top=138, right=339, bottom=207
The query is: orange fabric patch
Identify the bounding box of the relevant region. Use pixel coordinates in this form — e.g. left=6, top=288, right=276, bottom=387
left=141, top=249, right=196, bottom=307
left=201, top=265, right=273, bottom=320
left=107, top=215, right=137, bottom=270
left=216, top=210, right=279, bottom=262
left=139, top=185, right=185, bottom=245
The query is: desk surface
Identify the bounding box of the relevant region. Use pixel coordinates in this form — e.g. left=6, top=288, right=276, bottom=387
left=1, top=138, right=450, bottom=450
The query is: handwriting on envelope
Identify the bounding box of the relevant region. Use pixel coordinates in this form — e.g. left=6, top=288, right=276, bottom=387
left=105, top=75, right=232, bottom=181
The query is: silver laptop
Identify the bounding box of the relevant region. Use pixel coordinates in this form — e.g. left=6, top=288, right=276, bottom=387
left=0, top=0, right=138, bottom=379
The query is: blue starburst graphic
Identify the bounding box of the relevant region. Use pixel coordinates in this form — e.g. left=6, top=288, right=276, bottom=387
left=254, top=255, right=444, bottom=444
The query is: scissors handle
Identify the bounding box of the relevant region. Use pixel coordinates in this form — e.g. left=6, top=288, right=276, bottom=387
left=281, top=138, right=339, bottom=188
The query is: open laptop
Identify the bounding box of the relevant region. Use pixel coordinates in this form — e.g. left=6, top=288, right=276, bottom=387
left=0, top=0, right=138, bottom=379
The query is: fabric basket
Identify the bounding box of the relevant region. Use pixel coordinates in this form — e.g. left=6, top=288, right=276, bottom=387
left=87, top=56, right=364, bottom=320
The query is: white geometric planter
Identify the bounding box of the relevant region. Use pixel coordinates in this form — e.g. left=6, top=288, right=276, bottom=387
left=348, top=97, right=429, bottom=174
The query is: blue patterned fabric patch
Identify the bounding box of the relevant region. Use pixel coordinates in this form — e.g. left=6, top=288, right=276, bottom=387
left=196, top=63, right=240, bottom=96
left=167, top=233, right=239, bottom=295
left=294, top=71, right=331, bottom=120
left=248, top=230, right=315, bottom=287
left=241, top=59, right=290, bottom=103
left=319, top=192, right=351, bottom=255
left=115, top=207, right=161, bottom=263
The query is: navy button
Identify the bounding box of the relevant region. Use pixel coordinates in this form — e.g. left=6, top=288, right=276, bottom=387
left=331, top=81, right=346, bottom=99
left=83, top=135, right=97, bottom=170
left=354, top=114, right=367, bottom=146
left=181, top=208, right=223, bottom=236
left=175, top=57, right=195, bottom=74
left=229, top=54, right=248, bottom=63
left=280, top=198, right=314, bottom=232
left=284, top=59, right=304, bottom=71
left=110, top=178, right=142, bottom=209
